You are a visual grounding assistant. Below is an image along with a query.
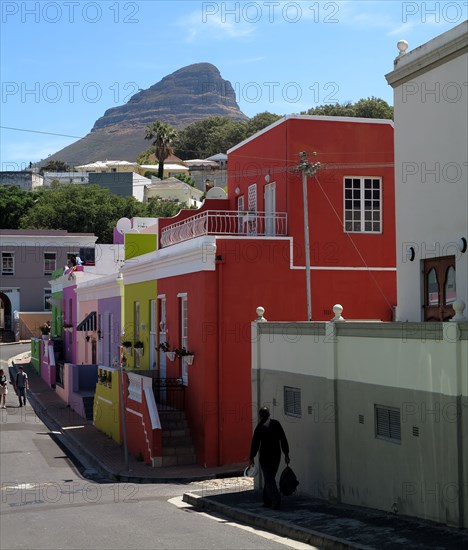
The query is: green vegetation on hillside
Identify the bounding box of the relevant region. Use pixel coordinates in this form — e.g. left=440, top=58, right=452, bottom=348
left=301, top=97, right=393, bottom=120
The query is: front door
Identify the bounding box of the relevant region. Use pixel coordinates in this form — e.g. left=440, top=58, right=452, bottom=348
left=0, top=293, right=12, bottom=330
left=423, top=256, right=456, bottom=321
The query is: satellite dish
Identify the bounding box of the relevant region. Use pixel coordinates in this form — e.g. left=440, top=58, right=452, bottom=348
left=206, top=187, right=227, bottom=199
left=116, top=217, right=131, bottom=235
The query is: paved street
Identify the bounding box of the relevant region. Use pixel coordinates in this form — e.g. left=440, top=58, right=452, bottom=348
left=2, top=345, right=468, bottom=550
left=0, top=346, right=315, bottom=550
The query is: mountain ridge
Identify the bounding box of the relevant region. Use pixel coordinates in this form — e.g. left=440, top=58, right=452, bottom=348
left=44, top=63, right=248, bottom=166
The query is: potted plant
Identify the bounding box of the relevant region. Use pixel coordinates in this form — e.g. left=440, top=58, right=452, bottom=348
left=175, top=347, right=195, bottom=365
left=158, top=341, right=170, bottom=352
left=40, top=322, right=51, bottom=339
left=122, top=340, right=132, bottom=354
left=134, top=340, right=144, bottom=355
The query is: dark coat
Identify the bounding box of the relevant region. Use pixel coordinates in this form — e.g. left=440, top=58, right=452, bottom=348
left=250, top=418, right=289, bottom=467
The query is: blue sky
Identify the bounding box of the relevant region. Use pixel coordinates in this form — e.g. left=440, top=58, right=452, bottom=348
left=1, top=1, right=467, bottom=169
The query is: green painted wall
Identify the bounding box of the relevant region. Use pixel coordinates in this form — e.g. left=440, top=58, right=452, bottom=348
left=125, top=234, right=157, bottom=260
left=30, top=338, right=40, bottom=373
left=94, top=367, right=121, bottom=443
left=122, top=280, right=157, bottom=371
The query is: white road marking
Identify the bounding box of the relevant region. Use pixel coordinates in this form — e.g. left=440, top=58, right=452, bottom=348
left=168, top=496, right=319, bottom=550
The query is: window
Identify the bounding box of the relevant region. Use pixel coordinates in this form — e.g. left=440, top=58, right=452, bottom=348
left=44, top=289, right=52, bottom=311
left=423, top=256, right=456, bottom=321
left=284, top=386, right=301, bottom=418
left=1, top=252, right=14, bottom=275
left=44, top=252, right=56, bottom=274
left=344, top=177, right=382, bottom=233
left=375, top=405, right=401, bottom=443
left=444, top=266, right=456, bottom=305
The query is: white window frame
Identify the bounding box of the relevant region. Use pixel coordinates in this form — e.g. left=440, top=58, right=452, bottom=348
left=44, top=252, right=57, bottom=274
left=1, top=252, right=14, bottom=275
left=178, top=293, right=188, bottom=385
left=344, top=177, right=382, bottom=234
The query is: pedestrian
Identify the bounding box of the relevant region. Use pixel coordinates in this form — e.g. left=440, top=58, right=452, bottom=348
left=249, top=406, right=290, bottom=510
left=0, top=369, right=8, bottom=408
left=15, top=366, right=29, bottom=407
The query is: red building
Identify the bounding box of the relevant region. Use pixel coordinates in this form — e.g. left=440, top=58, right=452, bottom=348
left=156, top=116, right=396, bottom=467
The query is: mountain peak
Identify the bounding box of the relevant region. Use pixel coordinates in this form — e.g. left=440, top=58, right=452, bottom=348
left=45, top=63, right=248, bottom=165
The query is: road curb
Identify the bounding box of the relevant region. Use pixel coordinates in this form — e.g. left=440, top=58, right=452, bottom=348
left=182, top=491, right=374, bottom=550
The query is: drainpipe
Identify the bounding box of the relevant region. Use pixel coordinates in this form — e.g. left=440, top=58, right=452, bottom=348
left=117, top=271, right=129, bottom=471
left=216, top=255, right=223, bottom=466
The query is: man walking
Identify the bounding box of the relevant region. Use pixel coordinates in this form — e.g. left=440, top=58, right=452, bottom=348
left=249, top=406, right=290, bottom=510
left=16, top=366, right=29, bottom=407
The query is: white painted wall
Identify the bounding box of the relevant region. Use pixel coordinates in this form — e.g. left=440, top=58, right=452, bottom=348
left=252, top=320, right=468, bottom=526
left=388, top=24, right=468, bottom=321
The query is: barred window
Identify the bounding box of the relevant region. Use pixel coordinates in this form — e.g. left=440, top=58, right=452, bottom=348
left=2, top=252, right=14, bottom=275
left=344, top=177, right=382, bottom=233
left=375, top=405, right=401, bottom=443
left=284, top=386, right=301, bottom=418
left=248, top=184, right=257, bottom=212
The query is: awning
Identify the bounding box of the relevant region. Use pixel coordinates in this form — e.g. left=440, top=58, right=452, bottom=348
left=76, top=311, right=97, bottom=332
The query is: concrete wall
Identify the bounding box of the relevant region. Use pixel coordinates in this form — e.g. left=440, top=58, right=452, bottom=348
left=89, top=172, right=133, bottom=197
left=252, top=320, right=468, bottom=527
left=0, top=171, right=43, bottom=190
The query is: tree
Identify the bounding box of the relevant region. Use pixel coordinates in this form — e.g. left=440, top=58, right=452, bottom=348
left=136, top=148, right=155, bottom=165
left=245, top=112, right=282, bottom=137
left=144, top=121, right=178, bottom=180
left=174, top=173, right=196, bottom=187
left=302, top=97, right=393, bottom=120
left=0, top=186, right=37, bottom=229
left=175, top=116, right=249, bottom=159
left=19, top=184, right=147, bottom=243
left=146, top=197, right=183, bottom=218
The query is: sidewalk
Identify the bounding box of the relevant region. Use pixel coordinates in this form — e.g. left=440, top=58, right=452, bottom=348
left=5, top=355, right=468, bottom=550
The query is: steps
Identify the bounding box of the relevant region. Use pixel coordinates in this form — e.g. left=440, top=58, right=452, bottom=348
left=0, top=329, right=15, bottom=343
left=82, top=396, right=94, bottom=421
left=159, top=411, right=197, bottom=466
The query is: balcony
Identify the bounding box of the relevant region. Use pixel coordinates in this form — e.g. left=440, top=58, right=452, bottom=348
left=160, top=210, right=288, bottom=248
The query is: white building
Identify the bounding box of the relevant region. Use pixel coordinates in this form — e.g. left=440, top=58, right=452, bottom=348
left=385, top=21, right=468, bottom=322
left=251, top=23, right=468, bottom=529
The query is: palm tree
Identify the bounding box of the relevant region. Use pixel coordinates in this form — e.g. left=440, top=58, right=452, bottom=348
left=144, top=121, right=178, bottom=180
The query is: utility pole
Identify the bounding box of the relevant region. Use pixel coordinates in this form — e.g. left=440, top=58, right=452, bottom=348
left=295, top=152, right=320, bottom=321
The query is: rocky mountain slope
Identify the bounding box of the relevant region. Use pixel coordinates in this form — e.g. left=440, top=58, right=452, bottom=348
left=45, top=63, right=248, bottom=166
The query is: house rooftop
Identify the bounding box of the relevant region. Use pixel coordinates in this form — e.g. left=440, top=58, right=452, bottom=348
left=228, top=115, right=394, bottom=154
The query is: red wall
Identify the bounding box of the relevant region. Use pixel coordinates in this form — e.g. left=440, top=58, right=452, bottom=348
left=156, top=116, right=397, bottom=468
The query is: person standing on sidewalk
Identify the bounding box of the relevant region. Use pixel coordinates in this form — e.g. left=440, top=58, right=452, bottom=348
left=0, top=369, right=8, bottom=408
left=249, top=406, right=290, bottom=510
left=15, top=366, right=29, bottom=407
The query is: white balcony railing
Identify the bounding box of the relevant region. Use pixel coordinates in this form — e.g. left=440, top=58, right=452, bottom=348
left=160, top=210, right=288, bottom=248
